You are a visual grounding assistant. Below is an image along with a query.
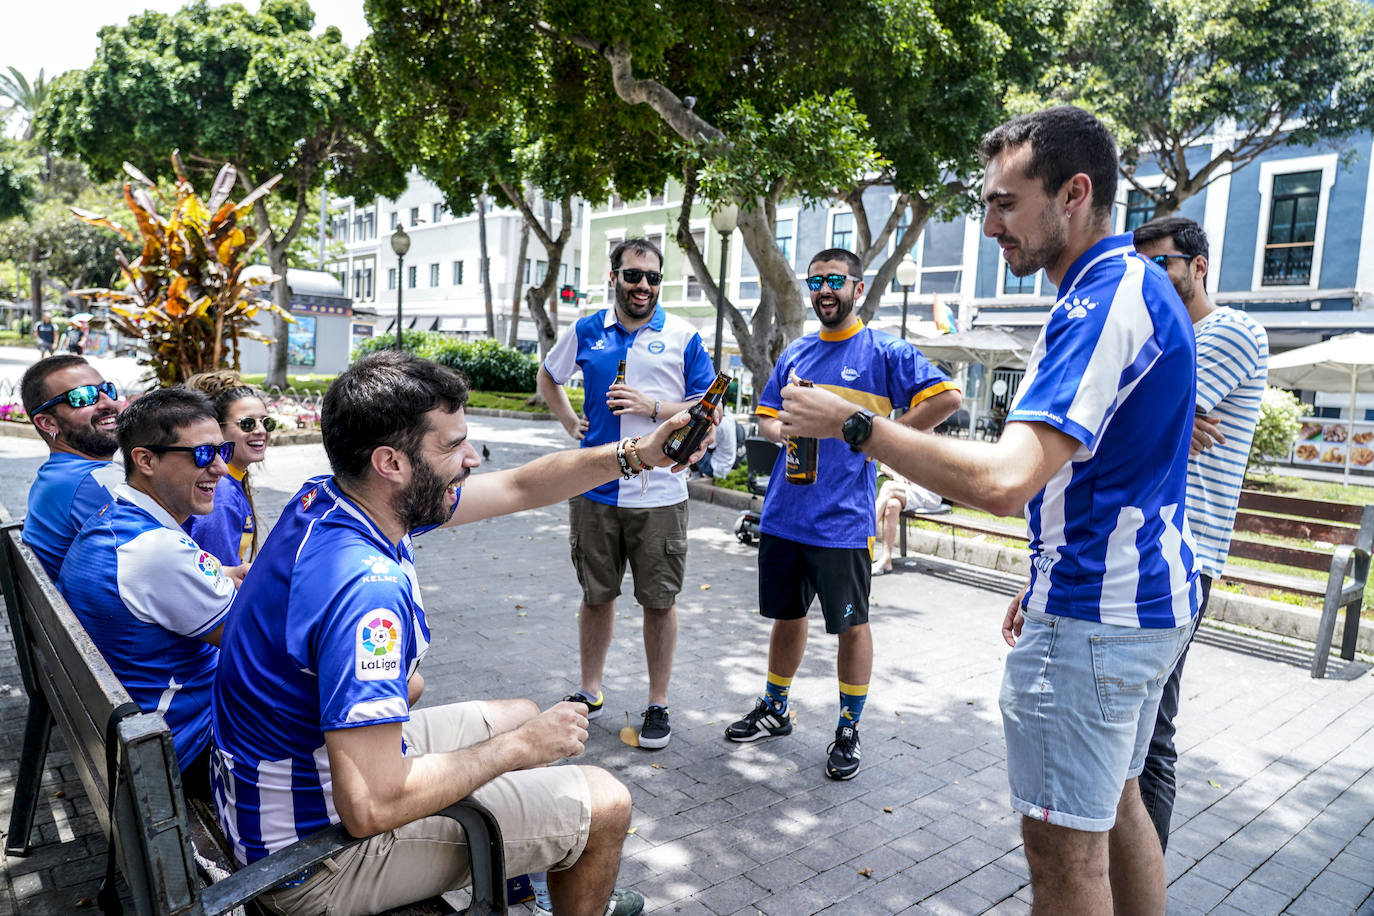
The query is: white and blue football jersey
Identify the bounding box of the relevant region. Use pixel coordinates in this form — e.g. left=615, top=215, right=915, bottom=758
left=210, top=477, right=438, bottom=866
left=22, top=452, right=123, bottom=579
left=1009, top=234, right=1200, bottom=629
left=58, top=485, right=234, bottom=770
left=543, top=305, right=716, bottom=507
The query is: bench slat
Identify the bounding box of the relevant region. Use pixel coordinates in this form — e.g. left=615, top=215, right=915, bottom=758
left=1225, top=538, right=1336, bottom=573
left=1237, top=490, right=1366, bottom=524
left=1232, top=513, right=1360, bottom=545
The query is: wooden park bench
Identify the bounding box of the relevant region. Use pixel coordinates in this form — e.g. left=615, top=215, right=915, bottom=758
left=0, top=512, right=507, bottom=915
left=897, top=491, right=1373, bottom=678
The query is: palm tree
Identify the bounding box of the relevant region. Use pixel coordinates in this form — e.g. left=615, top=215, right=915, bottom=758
left=0, top=67, right=48, bottom=141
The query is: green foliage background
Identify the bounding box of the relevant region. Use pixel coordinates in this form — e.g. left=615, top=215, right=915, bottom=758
left=1248, top=387, right=1304, bottom=475
left=354, top=334, right=540, bottom=393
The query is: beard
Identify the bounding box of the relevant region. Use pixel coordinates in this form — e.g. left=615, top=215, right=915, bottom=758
left=813, top=291, right=856, bottom=328
left=394, top=449, right=463, bottom=531
left=1002, top=206, right=1068, bottom=278
left=57, top=409, right=119, bottom=459
left=614, top=279, right=659, bottom=321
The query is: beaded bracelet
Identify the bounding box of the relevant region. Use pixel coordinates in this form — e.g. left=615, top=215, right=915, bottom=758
left=625, top=436, right=645, bottom=473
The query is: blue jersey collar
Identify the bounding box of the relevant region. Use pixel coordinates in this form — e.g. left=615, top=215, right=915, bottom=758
left=114, top=483, right=182, bottom=532
left=1057, top=233, right=1137, bottom=301
left=604, top=303, right=666, bottom=333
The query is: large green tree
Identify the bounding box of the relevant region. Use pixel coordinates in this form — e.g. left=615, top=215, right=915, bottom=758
left=364, top=0, right=1052, bottom=382
left=1045, top=0, right=1374, bottom=218
left=42, top=0, right=405, bottom=385
left=0, top=67, right=50, bottom=143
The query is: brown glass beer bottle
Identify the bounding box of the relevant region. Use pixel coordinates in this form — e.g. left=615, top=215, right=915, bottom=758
left=614, top=359, right=626, bottom=386
left=785, top=377, right=818, bottom=485
left=662, top=372, right=731, bottom=463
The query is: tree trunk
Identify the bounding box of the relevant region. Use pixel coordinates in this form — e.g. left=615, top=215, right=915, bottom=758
left=478, top=193, right=495, bottom=339
left=515, top=197, right=573, bottom=361
left=510, top=213, right=530, bottom=347
left=28, top=245, right=42, bottom=323
left=266, top=240, right=291, bottom=389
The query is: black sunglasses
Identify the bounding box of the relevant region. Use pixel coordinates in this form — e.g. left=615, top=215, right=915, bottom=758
left=1149, top=254, right=1193, bottom=268
left=614, top=268, right=663, bottom=286
left=142, top=441, right=235, bottom=468
left=234, top=416, right=278, bottom=433
left=805, top=274, right=861, bottom=291
left=33, top=381, right=118, bottom=415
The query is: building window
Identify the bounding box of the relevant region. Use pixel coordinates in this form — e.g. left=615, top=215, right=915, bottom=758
left=1003, top=264, right=1037, bottom=295
left=831, top=212, right=854, bottom=250
left=1262, top=170, right=1321, bottom=286
left=429, top=263, right=440, bottom=287
left=534, top=260, right=548, bottom=284
left=453, top=260, right=463, bottom=285
left=573, top=266, right=580, bottom=289
left=1124, top=189, right=1154, bottom=231
left=432, top=202, right=444, bottom=223
left=331, top=215, right=349, bottom=242
left=524, top=259, right=532, bottom=284
left=775, top=218, right=794, bottom=267
left=363, top=267, right=373, bottom=299
left=389, top=211, right=398, bottom=230
left=352, top=269, right=362, bottom=298
left=687, top=228, right=706, bottom=299
left=407, top=265, right=417, bottom=288
left=409, top=206, right=420, bottom=226
left=388, top=267, right=397, bottom=290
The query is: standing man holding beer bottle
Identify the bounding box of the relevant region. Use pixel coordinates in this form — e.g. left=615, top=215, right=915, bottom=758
left=538, top=237, right=717, bottom=749
left=724, top=247, right=960, bottom=779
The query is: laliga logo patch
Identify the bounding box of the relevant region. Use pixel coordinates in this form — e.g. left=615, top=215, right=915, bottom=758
left=841, top=367, right=860, bottom=382
left=300, top=487, right=319, bottom=510
left=355, top=609, right=402, bottom=681
left=648, top=340, right=666, bottom=354
left=196, top=551, right=222, bottom=578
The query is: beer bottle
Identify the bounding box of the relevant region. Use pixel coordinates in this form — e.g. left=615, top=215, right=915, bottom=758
left=614, top=359, right=626, bottom=386
left=662, top=372, right=731, bottom=463
left=785, top=377, right=818, bottom=485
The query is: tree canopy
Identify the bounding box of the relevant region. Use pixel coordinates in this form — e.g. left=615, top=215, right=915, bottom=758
left=42, top=0, right=405, bottom=384
left=1044, top=0, right=1374, bottom=217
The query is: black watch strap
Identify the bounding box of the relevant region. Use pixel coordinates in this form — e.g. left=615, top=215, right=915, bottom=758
left=843, top=409, right=875, bottom=452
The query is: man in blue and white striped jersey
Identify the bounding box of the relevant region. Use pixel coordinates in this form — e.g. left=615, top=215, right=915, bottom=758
left=777, top=106, right=1199, bottom=914
left=1134, top=216, right=1268, bottom=852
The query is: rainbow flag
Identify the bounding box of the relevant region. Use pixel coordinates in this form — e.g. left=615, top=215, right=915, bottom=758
left=933, top=295, right=958, bottom=334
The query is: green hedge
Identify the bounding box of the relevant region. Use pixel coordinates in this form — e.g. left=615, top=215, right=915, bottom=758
left=354, top=333, right=539, bottom=392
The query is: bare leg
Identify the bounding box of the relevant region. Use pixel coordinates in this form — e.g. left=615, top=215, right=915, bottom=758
left=767, top=618, right=808, bottom=680
left=546, top=766, right=632, bottom=916
left=1022, top=815, right=1111, bottom=915
left=836, top=623, right=873, bottom=687
left=1107, top=778, right=1166, bottom=915
left=642, top=604, right=677, bottom=707
left=880, top=497, right=902, bottom=569
left=578, top=599, right=616, bottom=698
left=484, top=698, right=540, bottom=735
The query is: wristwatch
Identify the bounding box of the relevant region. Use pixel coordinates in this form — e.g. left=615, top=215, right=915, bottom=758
left=842, top=409, right=876, bottom=452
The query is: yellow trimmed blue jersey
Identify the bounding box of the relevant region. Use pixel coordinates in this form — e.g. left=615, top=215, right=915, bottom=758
left=757, top=321, right=957, bottom=548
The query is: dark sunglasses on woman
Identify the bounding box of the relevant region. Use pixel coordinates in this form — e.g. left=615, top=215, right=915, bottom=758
left=234, top=416, right=278, bottom=433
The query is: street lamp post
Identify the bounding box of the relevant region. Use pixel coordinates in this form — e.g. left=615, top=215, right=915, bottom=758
left=895, top=253, right=919, bottom=341
left=390, top=225, right=411, bottom=350
left=710, top=202, right=739, bottom=372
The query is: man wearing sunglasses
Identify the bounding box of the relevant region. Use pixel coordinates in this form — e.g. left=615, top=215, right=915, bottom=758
left=778, top=107, right=1200, bottom=914
left=537, top=237, right=717, bottom=751
left=725, top=247, right=960, bottom=781
left=56, top=387, right=241, bottom=797
left=19, top=355, right=127, bottom=579
left=1132, top=216, right=1267, bottom=854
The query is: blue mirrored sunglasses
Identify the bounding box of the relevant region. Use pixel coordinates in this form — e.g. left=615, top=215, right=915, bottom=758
left=33, top=381, right=117, bottom=414
left=142, top=441, right=235, bottom=468
left=805, top=274, right=861, bottom=291
left=1150, top=254, right=1193, bottom=268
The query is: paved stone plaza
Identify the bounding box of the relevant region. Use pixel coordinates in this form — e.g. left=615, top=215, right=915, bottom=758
left=1, top=415, right=1372, bottom=914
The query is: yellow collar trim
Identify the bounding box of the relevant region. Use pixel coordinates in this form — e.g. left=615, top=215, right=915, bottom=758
left=819, top=319, right=864, bottom=342
left=227, top=463, right=247, bottom=482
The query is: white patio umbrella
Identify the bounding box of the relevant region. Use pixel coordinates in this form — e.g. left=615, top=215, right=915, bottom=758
left=1267, top=332, right=1374, bottom=482
left=909, top=327, right=1037, bottom=436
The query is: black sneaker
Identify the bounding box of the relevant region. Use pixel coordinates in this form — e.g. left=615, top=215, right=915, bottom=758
left=639, top=705, right=671, bottom=749
left=605, top=888, right=645, bottom=915
left=563, top=692, right=603, bottom=720
left=825, top=725, right=861, bottom=780
left=725, top=697, right=793, bottom=742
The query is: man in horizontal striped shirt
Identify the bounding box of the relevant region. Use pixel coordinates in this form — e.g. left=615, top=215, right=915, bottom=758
left=1134, top=216, right=1269, bottom=852
left=777, top=106, right=1199, bottom=915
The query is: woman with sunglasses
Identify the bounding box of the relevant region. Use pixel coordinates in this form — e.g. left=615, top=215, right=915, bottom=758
left=184, top=371, right=276, bottom=565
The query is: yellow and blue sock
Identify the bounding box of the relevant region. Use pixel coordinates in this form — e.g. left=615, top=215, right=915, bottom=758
left=764, top=671, right=792, bottom=714
left=838, top=681, right=868, bottom=730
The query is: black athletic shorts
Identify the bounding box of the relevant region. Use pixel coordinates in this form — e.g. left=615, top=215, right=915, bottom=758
left=757, top=533, right=870, bottom=634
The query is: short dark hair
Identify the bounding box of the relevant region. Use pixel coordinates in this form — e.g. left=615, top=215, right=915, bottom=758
left=117, top=387, right=218, bottom=474
left=979, top=106, right=1119, bottom=217
left=1133, top=216, right=1209, bottom=262
left=610, top=237, right=663, bottom=271
left=808, top=248, right=862, bottom=278
left=20, top=354, right=90, bottom=415
left=323, top=350, right=470, bottom=483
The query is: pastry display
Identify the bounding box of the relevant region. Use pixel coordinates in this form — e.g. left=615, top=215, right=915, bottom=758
left=1299, top=422, right=1323, bottom=440
left=1352, top=447, right=1374, bottom=467
left=1321, top=446, right=1344, bottom=464
left=1352, top=430, right=1373, bottom=445
left=1323, top=424, right=1347, bottom=442
left=1295, top=443, right=1319, bottom=461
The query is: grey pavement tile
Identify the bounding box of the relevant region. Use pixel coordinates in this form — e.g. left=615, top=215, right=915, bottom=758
left=1342, top=835, right=1374, bottom=863
left=955, top=863, right=1026, bottom=903
left=886, top=828, right=954, bottom=863
left=1183, top=851, right=1254, bottom=891
left=1327, top=849, right=1374, bottom=884
left=939, top=836, right=1008, bottom=873
left=1166, top=873, right=1230, bottom=912
left=913, top=882, right=994, bottom=916
left=1251, top=858, right=1317, bottom=896
left=979, top=900, right=1030, bottom=916
left=1220, top=879, right=1296, bottom=916
left=1305, top=869, right=1373, bottom=909
left=923, top=812, right=982, bottom=845
left=751, top=883, right=835, bottom=916
left=840, top=845, right=915, bottom=883
left=1285, top=888, right=1356, bottom=916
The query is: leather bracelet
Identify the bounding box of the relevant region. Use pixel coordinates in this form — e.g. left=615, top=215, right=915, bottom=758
left=651, top=400, right=660, bottom=421
left=626, top=436, right=645, bottom=473
left=615, top=438, right=635, bottom=478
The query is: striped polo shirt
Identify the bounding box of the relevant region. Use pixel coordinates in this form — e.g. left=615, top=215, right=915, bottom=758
left=1010, top=233, right=1200, bottom=629
left=1188, top=307, right=1268, bottom=579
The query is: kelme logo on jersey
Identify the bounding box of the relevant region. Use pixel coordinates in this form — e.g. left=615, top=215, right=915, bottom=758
left=355, top=609, right=402, bottom=680
left=300, top=487, right=319, bottom=510
left=841, top=367, right=860, bottom=382
left=648, top=340, right=665, bottom=354
left=590, top=339, right=606, bottom=350
left=196, top=551, right=222, bottom=578
left=360, top=553, right=400, bottom=583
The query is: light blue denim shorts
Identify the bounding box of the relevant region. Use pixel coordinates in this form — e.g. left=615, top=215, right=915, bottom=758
left=999, top=608, right=1193, bottom=832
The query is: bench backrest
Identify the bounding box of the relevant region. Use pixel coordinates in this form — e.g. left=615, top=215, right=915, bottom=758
left=1230, top=492, right=1374, bottom=573
left=0, top=518, right=200, bottom=914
